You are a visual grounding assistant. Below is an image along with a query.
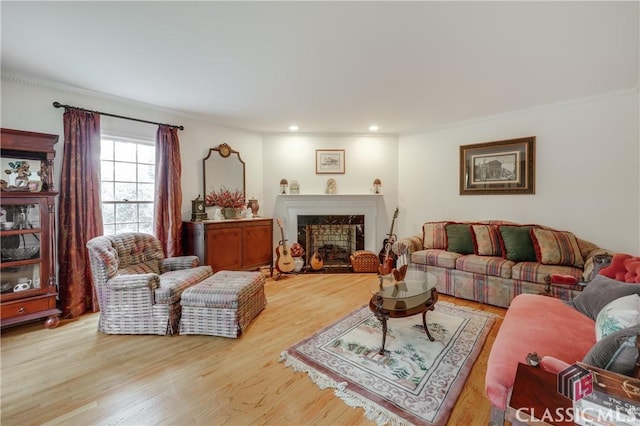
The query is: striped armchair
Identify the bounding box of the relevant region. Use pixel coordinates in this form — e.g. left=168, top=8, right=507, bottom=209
left=87, top=233, right=213, bottom=335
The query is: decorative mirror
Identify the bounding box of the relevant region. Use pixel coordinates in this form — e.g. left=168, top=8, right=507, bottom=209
left=203, top=143, right=245, bottom=205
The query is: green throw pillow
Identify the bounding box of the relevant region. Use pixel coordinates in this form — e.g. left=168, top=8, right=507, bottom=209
left=446, top=223, right=474, bottom=254
left=498, top=225, right=537, bottom=262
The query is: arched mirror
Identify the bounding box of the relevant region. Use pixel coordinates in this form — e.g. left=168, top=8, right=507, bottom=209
left=203, top=143, right=246, bottom=204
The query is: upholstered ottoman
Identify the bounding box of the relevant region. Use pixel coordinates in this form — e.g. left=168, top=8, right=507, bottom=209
left=179, top=270, right=267, bottom=338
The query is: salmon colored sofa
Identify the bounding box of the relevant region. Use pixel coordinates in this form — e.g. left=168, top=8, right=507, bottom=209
left=485, top=253, right=640, bottom=425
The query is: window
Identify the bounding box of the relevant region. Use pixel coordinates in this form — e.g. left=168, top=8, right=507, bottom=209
left=100, top=136, right=155, bottom=235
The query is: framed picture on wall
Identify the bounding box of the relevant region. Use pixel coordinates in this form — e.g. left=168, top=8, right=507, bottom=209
left=316, top=149, right=345, bottom=174
left=460, top=136, right=535, bottom=195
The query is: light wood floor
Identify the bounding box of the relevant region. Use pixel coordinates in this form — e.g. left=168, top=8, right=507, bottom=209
left=1, top=272, right=506, bottom=426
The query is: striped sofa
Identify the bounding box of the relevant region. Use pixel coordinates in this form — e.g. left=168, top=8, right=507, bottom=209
left=87, top=233, right=213, bottom=335
left=392, top=221, right=611, bottom=308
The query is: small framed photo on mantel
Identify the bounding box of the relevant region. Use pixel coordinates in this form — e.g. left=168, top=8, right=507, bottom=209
left=460, top=136, right=535, bottom=195
left=316, top=149, right=345, bottom=174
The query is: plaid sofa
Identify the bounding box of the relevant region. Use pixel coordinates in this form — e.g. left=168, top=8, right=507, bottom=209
left=392, top=221, right=612, bottom=308
left=87, top=233, right=213, bottom=335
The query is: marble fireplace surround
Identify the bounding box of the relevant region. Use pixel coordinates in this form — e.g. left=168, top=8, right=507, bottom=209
left=278, top=194, right=381, bottom=253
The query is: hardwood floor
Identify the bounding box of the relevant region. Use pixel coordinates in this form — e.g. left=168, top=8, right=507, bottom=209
left=1, top=272, right=505, bottom=425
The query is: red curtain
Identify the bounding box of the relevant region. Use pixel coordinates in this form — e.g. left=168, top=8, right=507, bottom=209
left=58, top=109, right=103, bottom=318
left=154, top=126, right=183, bottom=257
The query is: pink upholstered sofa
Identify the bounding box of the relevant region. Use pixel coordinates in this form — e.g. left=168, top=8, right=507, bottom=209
left=485, top=253, right=640, bottom=425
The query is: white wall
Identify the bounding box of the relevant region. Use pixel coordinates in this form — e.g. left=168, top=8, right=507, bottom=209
left=0, top=76, right=264, bottom=222
left=398, top=90, right=640, bottom=254
left=3, top=76, right=638, bottom=256
left=262, top=134, right=399, bottom=249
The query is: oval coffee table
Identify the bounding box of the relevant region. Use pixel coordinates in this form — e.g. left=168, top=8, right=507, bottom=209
left=368, top=269, right=438, bottom=355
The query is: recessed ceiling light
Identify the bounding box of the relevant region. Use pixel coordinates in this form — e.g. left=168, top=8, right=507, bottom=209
left=288, top=124, right=299, bottom=131
left=369, top=125, right=379, bottom=132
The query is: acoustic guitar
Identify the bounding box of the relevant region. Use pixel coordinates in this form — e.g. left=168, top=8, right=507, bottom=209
left=310, top=234, right=324, bottom=271
left=378, top=207, right=399, bottom=275
left=275, top=218, right=295, bottom=273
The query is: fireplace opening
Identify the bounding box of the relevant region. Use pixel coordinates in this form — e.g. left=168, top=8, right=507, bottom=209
left=297, top=215, right=364, bottom=269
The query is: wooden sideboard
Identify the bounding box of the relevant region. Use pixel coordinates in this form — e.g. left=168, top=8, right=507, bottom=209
left=183, top=218, right=273, bottom=275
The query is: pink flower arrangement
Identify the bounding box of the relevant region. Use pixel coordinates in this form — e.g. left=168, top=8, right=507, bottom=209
left=290, top=242, right=305, bottom=258
left=206, top=187, right=245, bottom=208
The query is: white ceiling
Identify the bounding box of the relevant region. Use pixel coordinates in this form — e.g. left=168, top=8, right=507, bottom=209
left=2, top=1, right=638, bottom=135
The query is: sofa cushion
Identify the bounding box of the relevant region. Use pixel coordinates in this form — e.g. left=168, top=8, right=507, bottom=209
left=567, top=274, right=640, bottom=320
left=446, top=223, right=474, bottom=254
left=626, top=260, right=640, bottom=283
left=155, top=265, right=214, bottom=304
left=455, top=255, right=514, bottom=278
left=530, top=228, right=585, bottom=267
left=499, top=225, right=537, bottom=262
left=471, top=224, right=502, bottom=256
left=117, top=260, right=161, bottom=276
left=583, top=325, right=640, bottom=376
left=511, top=262, right=582, bottom=285
left=411, top=249, right=462, bottom=269
left=422, top=222, right=448, bottom=249
left=594, top=294, right=640, bottom=340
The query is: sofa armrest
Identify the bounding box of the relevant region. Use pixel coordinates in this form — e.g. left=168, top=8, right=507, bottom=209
left=582, top=251, right=613, bottom=282
left=540, top=355, right=571, bottom=374
left=391, top=234, right=423, bottom=256
left=161, top=256, right=200, bottom=272
left=107, top=273, right=160, bottom=291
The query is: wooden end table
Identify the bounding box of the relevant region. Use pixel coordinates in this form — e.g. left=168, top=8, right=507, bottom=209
left=507, top=363, right=573, bottom=426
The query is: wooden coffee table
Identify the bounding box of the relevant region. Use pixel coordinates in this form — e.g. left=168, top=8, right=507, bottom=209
left=368, top=269, right=438, bottom=354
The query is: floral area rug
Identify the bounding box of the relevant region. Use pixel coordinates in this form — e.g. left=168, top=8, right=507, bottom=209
left=280, top=301, right=495, bottom=426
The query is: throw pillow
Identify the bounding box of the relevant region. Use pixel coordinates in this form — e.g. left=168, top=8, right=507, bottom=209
left=498, top=225, right=537, bottom=262
left=624, top=259, right=640, bottom=283
left=530, top=228, right=585, bottom=267
left=567, top=274, right=640, bottom=320
left=445, top=223, right=474, bottom=254
left=583, top=325, right=640, bottom=376
left=600, top=253, right=640, bottom=282
left=422, top=222, right=448, bottom=249
left=595, top=294, right=640, bottom=340
left=470, top=224, right=502, bottom=256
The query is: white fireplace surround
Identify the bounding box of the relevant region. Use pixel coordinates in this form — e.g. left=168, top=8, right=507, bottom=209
left=278, top=194, right=380, bottom=253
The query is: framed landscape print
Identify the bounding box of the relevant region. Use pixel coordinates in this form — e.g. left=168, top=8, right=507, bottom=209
left=316, top=149, right=345, bottom=174
left=459, top=136, right=535, bottom=195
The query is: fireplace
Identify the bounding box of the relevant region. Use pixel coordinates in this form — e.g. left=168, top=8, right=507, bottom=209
left=297, top=215, right=364, bottom=267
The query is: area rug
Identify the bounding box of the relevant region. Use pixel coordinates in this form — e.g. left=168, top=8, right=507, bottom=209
left=280, top=301, right=495, bottom=426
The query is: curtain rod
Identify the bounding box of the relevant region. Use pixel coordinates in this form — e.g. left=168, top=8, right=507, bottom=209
left=52, top=101, right=184, bottom=130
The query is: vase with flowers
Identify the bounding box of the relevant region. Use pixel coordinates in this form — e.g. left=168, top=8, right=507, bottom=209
left=290, top=242, right=305, bottom=272
left=206, top=187, right=246, bottom=219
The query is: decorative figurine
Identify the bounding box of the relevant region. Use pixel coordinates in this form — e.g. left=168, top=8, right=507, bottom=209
left=325, top=178, right=337, bottom=194
left=290, top=180, right=300, bottom=194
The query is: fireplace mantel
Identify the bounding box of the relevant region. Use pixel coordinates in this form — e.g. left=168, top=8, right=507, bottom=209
left=278, top=194, right=381, bottom=252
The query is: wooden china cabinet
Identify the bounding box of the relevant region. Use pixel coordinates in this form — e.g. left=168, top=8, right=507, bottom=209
left=0, top=128, right=61, bottom=329
left=183, top=218, right=273, bottom=275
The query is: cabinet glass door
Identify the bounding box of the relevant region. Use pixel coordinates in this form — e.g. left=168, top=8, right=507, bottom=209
left=1, top=203, right=43, bottom=297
